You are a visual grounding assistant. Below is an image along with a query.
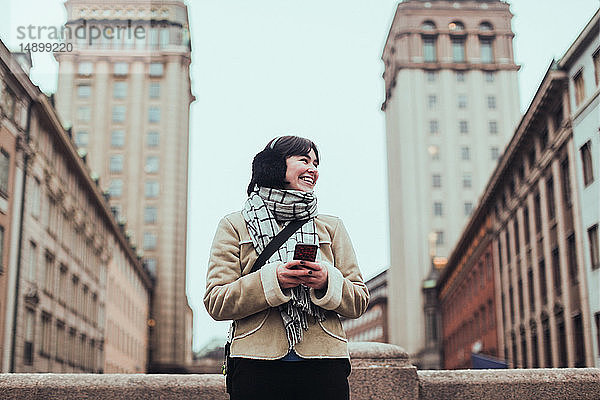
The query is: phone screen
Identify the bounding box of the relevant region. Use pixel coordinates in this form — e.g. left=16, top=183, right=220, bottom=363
left=293, top=244, right=318, bottom=262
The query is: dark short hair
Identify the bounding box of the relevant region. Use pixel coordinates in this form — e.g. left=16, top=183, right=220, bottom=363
left=247, top=136, right=320, bottom=195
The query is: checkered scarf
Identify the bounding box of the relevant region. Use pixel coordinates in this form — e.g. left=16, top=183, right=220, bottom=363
left=242, top=186, right=326, bottom=350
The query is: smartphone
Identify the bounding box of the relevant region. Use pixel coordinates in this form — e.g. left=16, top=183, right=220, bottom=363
left=293, top=243, right=318, bottom=263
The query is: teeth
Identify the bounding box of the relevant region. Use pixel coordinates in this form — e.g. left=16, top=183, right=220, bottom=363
left=301, top=177, right=313, bottom=184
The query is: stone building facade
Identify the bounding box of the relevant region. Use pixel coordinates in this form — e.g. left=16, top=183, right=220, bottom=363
left=0, top=43, right=33, bottom=371
left=438, top=10, right=600, bottom=368
left=558, top=10, right=600, bottom=367
left=0, top=39, right=152, bottom=373
left=54, top=0, right=194, bottom=372
left=104, top=238, right=153, bottom=373
left=341, top=269, right=388, bottom=343
left=382, top=0, right=521, bottom=364
left=438, top=214, right=500, bottom=369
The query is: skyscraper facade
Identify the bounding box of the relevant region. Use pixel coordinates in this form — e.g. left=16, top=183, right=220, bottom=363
left=382, top=0, right=521, bottom=366
left=54, top=0, right=194, bottom=371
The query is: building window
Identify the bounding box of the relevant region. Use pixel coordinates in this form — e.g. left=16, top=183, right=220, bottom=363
left=58, top=265, right=68, bottom=304
left=480, top=39, right=493, bottom=63
left=429, top=120, right=439, bottom=135
left=112, top=106, right=126, bottom=123
left=149, top=82, right=160, bottom=98
left=56, top=321, right=66, bottom=361
left=143, top=232, right=157, bottom=250
left=589, top=224, right=599, bottom=270
left=573, top=70, right=585, bottom=106
left=461, top=146, right=470, bottom=161
left=149, top=63, right=164, bottom=77
left=77, top=106, right=91, bottom=122
left=145, top=156, right=159, bottom=173
left=593, top=49, right=600, bottom=86
left=485, top=71, right=495, bottom=83
left=40, top=312, right=51, bottom=356
left=457, top=94, right=467, bottom=109
left=145, top=180, right=159, bottom=198
left=423, top=36, right=436, bottom=62
left=422, top=20, right=436, bottom=31
left=432, top=174, right=441, bottom=188
left=552, top=248, right=561, bottom=296
left=452, top=38, right=465, bottom=63
left=113, top=82, right=127, bottom=99
left=561, top=158, right=572, bottom=207
left=109, top=155, right=123, bottom=173
left=27, top=241, right=37, bottom=281
left=479, top=22, right=493, bottom=31
left=147, top=131, right=160, bottom=147
left=426, top=71, right=437, bottom=82
left=546, top=177, right=555, bottom=220
left=462, top=173, right=472, bottom=188
left=489, top=121, right=498, bottom=135
left=0, top=149, right=9, bottom=195
left=595, top=312, right=600, bottom=356
left=108, top=179, right=123, bottom=198
left=449, top=21, right=465, bottom=32
left=459, top=120, right=468, bottom=134
left=456, top=71, right=465, bottom=82
left=433, top=202, right=443, bottom=216
left=44, top=252, right=55, bottom=294
left=31, top=178, right=41, bottom=218
left=77, top=84, right=91, bottom=98
left=78, top=62, right=93, bottom=76
left=111, top=130, right=125, bottom=148
left=160, top=28, right=170, bottom=49
left=149, top=107, right=160, bottom=123
left=464, top=202, right=473, bottom=216
left=487, top=96, right=496, bottom=109
left=580, top=141, right=594, bottom=186
left=24, top=309, right=35, bottom=365
left=491, top=147, right=500, bottom=161
left=428, top=145, right=440, bottom=160
left=540, top=128, right=549, bottom=150
left=114, top=62, right=128, bottom=76
left=428, top=95, right=437, bottom=110
left=75, top=131, right=89, bottom=147
left=144, top=206, right=158, bottom=224
left=436, top=231, right=444, bottom=245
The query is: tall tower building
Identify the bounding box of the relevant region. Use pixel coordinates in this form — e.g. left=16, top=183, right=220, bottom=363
left=54, top=0, right=194, bottom=371
left=382, top=0, right=521, bottom=367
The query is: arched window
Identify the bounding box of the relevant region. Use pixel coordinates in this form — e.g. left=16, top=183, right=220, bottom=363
left=479, top=22, right=493, bottom=31
left=421, top=20, right=436, bottom=31
left=448, top=21, right=465, bottom=32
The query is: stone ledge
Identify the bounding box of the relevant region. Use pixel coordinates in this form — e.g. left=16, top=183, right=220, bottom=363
left=1, top=343, right=598, bottom=400
left=418, top=368, right=600, bottom=400
left=0, top=374, right=228, bottom=400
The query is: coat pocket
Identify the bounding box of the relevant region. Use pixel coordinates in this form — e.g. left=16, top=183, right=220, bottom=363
left=318, top=312, right=347, bottom=342
left=233, top=309, right=270, bottom=340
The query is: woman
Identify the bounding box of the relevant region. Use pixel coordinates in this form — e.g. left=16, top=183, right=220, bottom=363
left=204, top=136, right=369, bottom=400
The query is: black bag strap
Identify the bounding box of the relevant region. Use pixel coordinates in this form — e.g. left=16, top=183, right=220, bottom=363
left=250, top=219, right=308, bottom=273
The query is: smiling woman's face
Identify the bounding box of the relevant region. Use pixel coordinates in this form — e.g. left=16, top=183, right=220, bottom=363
left=284, top=149, right=319, bottom=192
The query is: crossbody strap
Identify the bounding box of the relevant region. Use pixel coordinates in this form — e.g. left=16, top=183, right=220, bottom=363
left=250, top=219, right=308, bottom=273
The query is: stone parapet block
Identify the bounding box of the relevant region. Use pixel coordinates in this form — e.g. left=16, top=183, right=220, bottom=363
left=0, top=374, right=228, bottom=400
left=418, top=368, right=600, bottom=400
left=349, top=341, right=418, bottom=399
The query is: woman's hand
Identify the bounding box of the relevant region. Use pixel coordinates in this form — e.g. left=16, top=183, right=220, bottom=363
left=277, top=260, right=328, bottom=290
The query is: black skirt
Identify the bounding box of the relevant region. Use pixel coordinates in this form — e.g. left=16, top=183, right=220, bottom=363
left=228, top=357, right=351, bottom=400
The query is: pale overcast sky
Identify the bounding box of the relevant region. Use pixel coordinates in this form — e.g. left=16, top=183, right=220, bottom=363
left=1, top=0, right=598, bottom=351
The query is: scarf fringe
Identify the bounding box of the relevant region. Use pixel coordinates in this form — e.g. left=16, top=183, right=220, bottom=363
left=280, top=285, right=326, bottom=349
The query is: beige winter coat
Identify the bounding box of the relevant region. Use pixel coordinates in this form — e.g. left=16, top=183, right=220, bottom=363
left=204, top=211, right=369, bottom=359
